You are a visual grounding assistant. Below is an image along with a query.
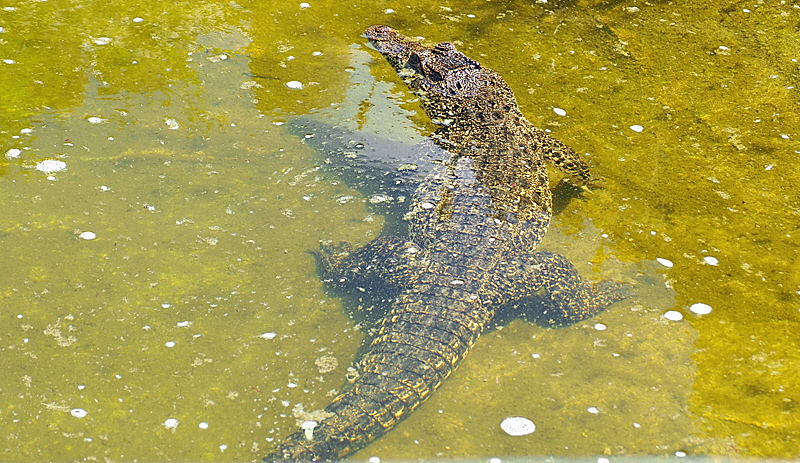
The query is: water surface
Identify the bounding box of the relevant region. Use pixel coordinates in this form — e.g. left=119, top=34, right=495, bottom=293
left=1, top=0, right=798, bottom=461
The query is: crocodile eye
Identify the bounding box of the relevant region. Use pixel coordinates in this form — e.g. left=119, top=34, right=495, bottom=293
left=406, top=53, right=424, bottom=74
left=425, top=67, right=444, bottom=82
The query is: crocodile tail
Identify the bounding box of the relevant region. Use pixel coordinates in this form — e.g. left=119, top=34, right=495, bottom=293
left=264, top=292, right=487, bottom=462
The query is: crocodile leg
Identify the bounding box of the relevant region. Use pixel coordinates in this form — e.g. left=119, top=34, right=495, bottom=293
left=317, top=236, right=420, bottom=291
left=489, top=250, right=629, bottom=327
left=533, top=126, right=592, bottom=184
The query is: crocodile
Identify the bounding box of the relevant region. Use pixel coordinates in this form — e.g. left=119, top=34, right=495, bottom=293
left=263, top=25, right=627, bottom=462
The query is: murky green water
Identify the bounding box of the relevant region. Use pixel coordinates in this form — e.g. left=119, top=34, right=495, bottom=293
left=1, top=0, right=798, bottom=461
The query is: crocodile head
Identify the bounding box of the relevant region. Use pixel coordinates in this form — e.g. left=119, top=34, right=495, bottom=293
left=365, top=25, right=519, bottom=127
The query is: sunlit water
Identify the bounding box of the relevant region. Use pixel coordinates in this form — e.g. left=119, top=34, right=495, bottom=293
left=1, top=1, right=798, bottom=461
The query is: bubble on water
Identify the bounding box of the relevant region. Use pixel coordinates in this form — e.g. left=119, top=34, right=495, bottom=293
left=703, top=256, right=719, bottom=266
left=689, top=303, right=712, bottom=315
left=261, top=332, right=277, bottom=340
left=553, top=107, right=567, bottom=116
left=5, top=148, right=21, bottom=159
left=36, top=159, right=67, bottom=173
left=87, top=116, right=105, bottom=124
left=630, top=124, right=644, bottom=132
left=285, top=80, right=304, bottom=89
left=664, top=310, right=683, bottom=321
left=165, top=118, right=180, bottom=130
left=164, top=418, right=179, bottom=429
left=500, top=416, right=535, bottom=436
left=199, top=422, right=209, bottom=429
left=299, top=3, right=310, bottom=8
left=587, top=407, right=600, bottom=414
left=165, top=341, right=176, bottom=348
left=594, top=323, right=607, bottom=331
left=71, top=408, right=88, bottom=418
left=133, top=17, right=144, bottom=23
left=656, top=257, right=673, bottom=268
left=93, top=37, right=111, bottom=45
left=79, top=231, right=97, bottom=240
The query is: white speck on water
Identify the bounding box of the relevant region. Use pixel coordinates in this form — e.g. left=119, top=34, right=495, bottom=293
left=689, top=303, right=712, bottom=315
left=93, top=37, right=111, bottom=45
left=36, top=160, right=67, bottom=173
left=5, top=148, right=21, bottom=159
left=165, top=118, right=180, bottom=130
left=532, top=353, right=540, bottom=359
left=384, top=8, right=395, bottom=13
left=676, top=451, right=687, bottom=458
left=633, top=422, right=641, bottom=428
left=133, top=17, right=144, bottom=22
left=664, top=310, right=683, bottom=321
left=781, top=134, right=790, bottom=139
left=703, top=256, right=719, bottom=266
left=630, top=124, right=644, bottom=133
left=467, top=14, right=476, bottom=18
left=594, top=323, right=607, bottom=331
left=765, top=164, right=774, bottom=170
left=553, top=107, right=567, bottom=116
left=420, top=201, right=435, bottom=210
left=312, top=51, right=323, bottom=56
left=587, top=407, right=600, bottom=414
left=87, top=116, right=105, bottom=124
left=261, top=332, right=277, bottom=340
left=199, top=421, right=209, bottom=429
left=285, top=80, right=303, bottom=89
left=21, top=128, right=32, bottom=134
left=3, top=59, right=16, bottom=64
left=71, top=408, right=88, bottom=418
left=489, top=458, right=502, bottom=463
left=287, top=382, right=297, bottom=388
left=656, top=257, right=674, bottom=268
left=78, top=385, right=85, bottom=390
left=301, top=420, right=318, bottom=440
left=450, top=279, right=465, bottom=286
left=299, top=2, right=310, bottom=8
left=162, top=303, right=171, bottom=308
left=500, top=416, right=536, bottom=436
left=301, top=420, right=318, bottom=430
left=164, top=418, right=179, bottom=429
left=219, top=444, right=228, bottom=452
left=79, top=231, right=96, bottom=240
left=165, top=341, right=176, bottom=348
left=369, top=194, right=393, bottom=204
left=177, top=321, right=190, bottom=327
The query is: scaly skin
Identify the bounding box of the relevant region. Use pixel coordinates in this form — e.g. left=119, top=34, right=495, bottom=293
left=263, top=25, right=627, bottom=462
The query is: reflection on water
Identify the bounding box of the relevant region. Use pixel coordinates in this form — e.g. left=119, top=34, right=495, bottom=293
left=1, top=0, right=798, bottom=461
